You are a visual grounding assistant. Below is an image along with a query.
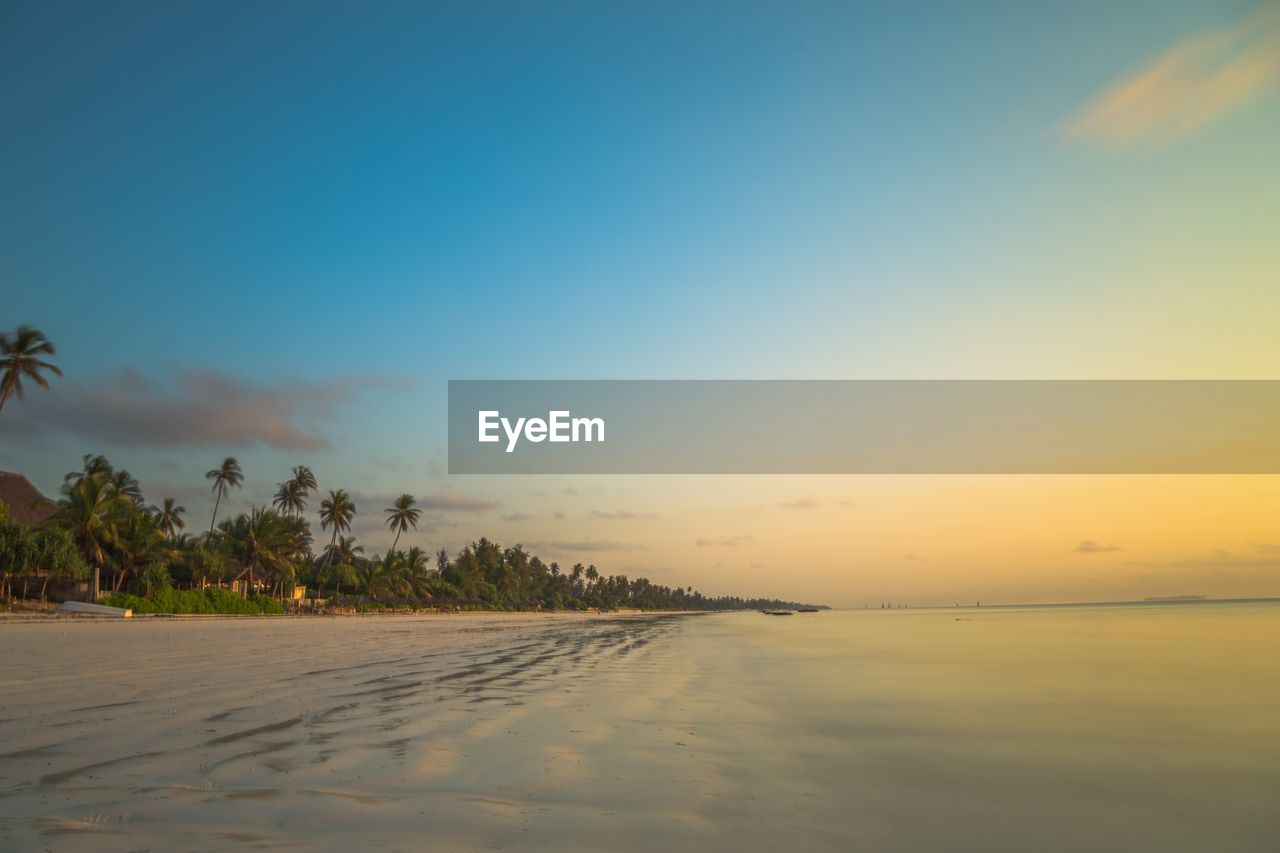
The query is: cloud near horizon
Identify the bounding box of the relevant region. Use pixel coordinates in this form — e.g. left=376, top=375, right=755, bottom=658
left=349, top=490, right=500, bottom=514
left=588, top=509, right=657, bottom=521
left=696, top=535, right=754, bottom=548
left=418, top=493, right=501, bottom=512
left=1075, top=540, right=1123, bottom=554
left=1066, top=4, right=1280, bottom=147
left=529, top=539, right=646, bottom=554
left=0, top=367, right=412, bottom=451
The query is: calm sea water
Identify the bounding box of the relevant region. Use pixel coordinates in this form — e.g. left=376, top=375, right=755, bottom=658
left=678, top=602, right=1280, bottom=851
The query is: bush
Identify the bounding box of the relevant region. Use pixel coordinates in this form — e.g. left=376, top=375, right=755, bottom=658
left=102, top=588, right=284, bottom=615
left=139, top=563, right=172, bottom=598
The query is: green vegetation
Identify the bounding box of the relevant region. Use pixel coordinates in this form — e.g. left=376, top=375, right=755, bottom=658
left=102, top=588, right=284, bottom=615
left=0, top=501, right=89, bottom=599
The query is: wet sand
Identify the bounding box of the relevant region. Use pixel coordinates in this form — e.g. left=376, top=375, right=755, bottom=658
left=0, top=613, right=720, bottom=851
left=2, top=605, right=1278, bottom=851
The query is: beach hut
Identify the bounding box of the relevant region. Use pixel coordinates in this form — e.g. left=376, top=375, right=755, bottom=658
left=0, top=471, right=54, bottom=528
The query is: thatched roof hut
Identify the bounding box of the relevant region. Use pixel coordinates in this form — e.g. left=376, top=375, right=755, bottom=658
left=0, top=471, right=54, bottom=527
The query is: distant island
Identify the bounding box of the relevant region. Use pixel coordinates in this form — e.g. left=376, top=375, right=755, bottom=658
left=1144, top=595, right=1208, bottom=602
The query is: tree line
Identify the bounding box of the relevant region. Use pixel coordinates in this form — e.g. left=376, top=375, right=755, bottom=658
left=3, top=453, right=819, bottom=612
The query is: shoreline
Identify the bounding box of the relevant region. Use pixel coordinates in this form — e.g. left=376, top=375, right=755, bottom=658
left=0, top=604, right=707, bottom=623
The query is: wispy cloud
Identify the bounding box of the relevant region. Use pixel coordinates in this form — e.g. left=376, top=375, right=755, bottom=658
left=779, top=498, right=821, bottom=510
left=1075, top=540, right=1123, bottom=554
left=0, top=368, right=409, bottom=451
left=350, top=490, right=499, bottom=514
left=588, top=509, right=657, bottom=521
left=695, top=535, right=754, bottom=548
left=529, top=539, right=646, bottom=554
left=1066, top=4, right=1280, bottom=147
left=501, top=512, right=533, bottom=522
left=417, top=493, right=500, bottom=512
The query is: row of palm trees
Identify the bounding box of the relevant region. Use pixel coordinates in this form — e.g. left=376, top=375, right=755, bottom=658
left=10, top=449, right=812, bottom=611
left=32, top=451, right=432, bottom=602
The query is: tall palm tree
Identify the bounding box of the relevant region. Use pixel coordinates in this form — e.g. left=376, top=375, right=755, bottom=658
left=0, top=325, right=62, bottom=412
left=318, top=489, right=356, bottom=571
left=289, top=465, right=317, bottom=497
left=205, top=457, right=243, bottom=533
left=109, top=468, right=144, bottom=504
left=272, top=480, right=305, bottom=516
left=151, top=497, right=186, bottom=538
left=65, top=454, right=112, bottom=484
left=384, top=493, right=421, bottom=554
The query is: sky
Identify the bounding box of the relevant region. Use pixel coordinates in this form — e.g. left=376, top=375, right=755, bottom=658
left=2, top=0, right=1279, bottom=606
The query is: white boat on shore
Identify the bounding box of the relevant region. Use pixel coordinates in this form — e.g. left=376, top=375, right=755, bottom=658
left=57, top=601, right=132, bottom=618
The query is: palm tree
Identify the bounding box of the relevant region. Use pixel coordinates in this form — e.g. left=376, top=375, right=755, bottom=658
left=318, top=488, right=356, bottom=574
left=109, top=505, right=165, bottom=593
left=65, top=454, right=113, bottom=484
left=109, top=468, right=144, bottom=505
left=403, top=546, right=433, bottom=598
left=47, top=474, right=127, bottom=600
left=323, top=534, right=364, bottom=568
left=205, top=457, right=243, bottom=533
left=152, top=497, right=186, bottom=537
left=318, top=530, right=360, bottom=599
left=289, top=465, right=317, bottom=497
left=272, top=480, right=305, bottom=516
left=219, top=507, right=310, bottom=598
left=0, top=325, right=62, bottom=412
left=358, top=555, right=399, bottom=598
left=384, top=493, right=421, bottom=554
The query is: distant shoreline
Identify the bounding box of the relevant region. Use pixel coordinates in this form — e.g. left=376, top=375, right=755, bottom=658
left=873, top=596, right=1280, bottom=611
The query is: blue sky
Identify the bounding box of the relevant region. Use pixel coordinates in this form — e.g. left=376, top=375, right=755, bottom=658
left=4, top=1, right=1273, bottom=380
left=3, top=1, right=1278, bottom=603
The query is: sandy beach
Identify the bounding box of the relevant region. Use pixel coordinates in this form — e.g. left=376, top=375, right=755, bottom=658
left=0, top=612, right=719, bottom=851
left=4, top=605, right=1279, bottom=852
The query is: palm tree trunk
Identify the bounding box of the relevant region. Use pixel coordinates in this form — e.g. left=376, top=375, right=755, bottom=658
left=316, top=530, right=339, bottom=599
left=209, top=488, right=222, bottom=534
left=390, top=529, right=402, bottom=555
